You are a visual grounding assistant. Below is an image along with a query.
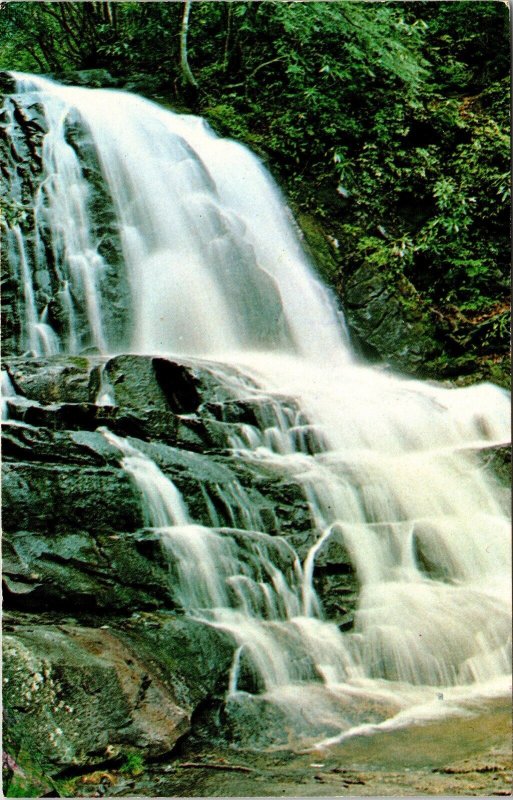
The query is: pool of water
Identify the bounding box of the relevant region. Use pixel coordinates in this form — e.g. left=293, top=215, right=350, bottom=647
left=108, top=697, right=511, bottom=797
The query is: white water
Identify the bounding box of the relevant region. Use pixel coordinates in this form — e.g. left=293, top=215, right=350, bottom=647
left=1, top=370, right=17, bottom=420
left=5, top=74, right=511, bottom=747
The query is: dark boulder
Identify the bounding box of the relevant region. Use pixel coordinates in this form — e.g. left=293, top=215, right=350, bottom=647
left=5, top=357, right=95, bottom=403
left=2, top=461, right=144, bottom=536
left=342, top=264, right=444, bottom=374
left=55, top=69, right=119, bottom=88
left=476, top=443, right=511, bottom=486
left=0, top=71, right=16, bottom=93
left=3, top=610, right=233, bottom=791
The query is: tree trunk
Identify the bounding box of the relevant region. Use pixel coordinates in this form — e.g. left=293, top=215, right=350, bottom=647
left=180, top=0, right=198, bottom=89
left=223, top=3, right=233, bottom=73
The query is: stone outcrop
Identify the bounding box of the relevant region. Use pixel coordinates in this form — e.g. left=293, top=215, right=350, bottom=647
left=0, top=82, right=128, bottom=357
left=3, top=610, right=233, bottom=795
left=341, top=263, right=444, bottom=373
left=0, top=84, right=47, bottom=356
left=2, top=353, right=359, bottom=793
left=476, top=442, right=511, bottom=486
left=3, top=352, right=510, bottom=792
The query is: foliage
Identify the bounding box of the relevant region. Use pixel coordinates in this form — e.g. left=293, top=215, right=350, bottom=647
left=337, top=72, right=510, bottom=314
left=120, top=751, right=145, bottom=777
left=2, top=747, right=54, bottom=798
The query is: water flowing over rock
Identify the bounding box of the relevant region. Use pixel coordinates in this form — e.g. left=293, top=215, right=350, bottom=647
left=1, top=73, right=511, bottom=788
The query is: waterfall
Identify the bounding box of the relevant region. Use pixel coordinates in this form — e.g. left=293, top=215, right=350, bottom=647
left=7, top=71, right=348, bottom=361
left=3, top=73, right=511, bottom=748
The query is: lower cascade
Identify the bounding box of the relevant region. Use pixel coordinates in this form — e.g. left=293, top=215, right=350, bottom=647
left=2, top=73, right=511, bottom=751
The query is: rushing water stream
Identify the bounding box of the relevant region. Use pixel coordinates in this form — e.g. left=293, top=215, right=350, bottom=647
left=3, top=73, right=511, bottom=749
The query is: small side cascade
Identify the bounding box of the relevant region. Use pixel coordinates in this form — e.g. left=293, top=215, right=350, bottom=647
left=3, top=77, right=130, bottom=356
left=31, top=90, right=109, bottom=354
left=11, top=224, right=60, bottom=356
left=34, top=305, right=60, bottom=357
left=94, top=363, right=116, bottom=407
left=101, top=429, right=190, bottom=527
left=1, top=370, right=17, bottom=420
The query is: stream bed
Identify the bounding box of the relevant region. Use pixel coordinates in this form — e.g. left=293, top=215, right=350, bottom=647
left=81, top=699, right=511, bottom=797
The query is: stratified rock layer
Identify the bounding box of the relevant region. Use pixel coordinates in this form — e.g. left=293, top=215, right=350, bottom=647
left=3, top=353, right=359, bottom=789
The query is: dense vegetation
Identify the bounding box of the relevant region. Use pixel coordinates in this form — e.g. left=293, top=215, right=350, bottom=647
left=0, top=0, right=510, bottom=383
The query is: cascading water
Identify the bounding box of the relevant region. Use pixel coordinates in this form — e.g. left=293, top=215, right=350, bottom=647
left=2, top=73, right=511, bottom=748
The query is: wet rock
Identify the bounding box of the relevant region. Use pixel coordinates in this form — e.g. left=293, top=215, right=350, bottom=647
left=102, top=355, right=198, bottom=418
left=218, top=690, right=347, bottom=750
left=476, top=443, right=511, bottom=486
left=412, top=531, right=451, bottom=583
left=3, top=460, right=144, bottom=535
left=220, top=693, right=297, bottom=749
left=2, top=422, right=107, bottom=465
left=2, top=356, right=315, bottom=538
left=310, top=533, right=357, bottom=624
left=121, top=616, right=234, bottom=709
left=342, top=265, right=444, bottom=374
left=3, top=353, right=300, bottom=449
left=313, top=572, right=358, bottom=625
left=3, top=623, right=191, bottom=776
left=103, top=354, right=247, bottom=421
left=1, top=352, right=319, bottom=612
left=121, top=74, right=168, bottom=95
left=297, top=210, right=340, bottom=284
left=113, top=434, right=282, bottom=530
left=1, top=348, right=340, bottom=787
left=309, top=531, right=353, bottom=570
left=1, top=83, right=129, bottom=354
left=6, top=398, right=119, bottom=432
left=4, top=356, right=95, bottom=403
left=0, top=90, right=49, bottom=355
left=0, top=71, right=16, bottom=93
left=288, top=529, right=358, bottom=625
left=56, top=69, right=119, bottom=88
left=152, top=357, right=202, bottom=413
left=3, top=528, right=175, bottom=614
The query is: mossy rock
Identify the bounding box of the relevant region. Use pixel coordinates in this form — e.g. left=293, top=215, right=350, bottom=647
left=342, top=262, right=444, bottom=374
left=297, top=211, right=340, bottom=284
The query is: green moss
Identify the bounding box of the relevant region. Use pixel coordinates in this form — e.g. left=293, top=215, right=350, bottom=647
left=5, top=777, right=41, bottom=798
left=425, top=352, right=511, bottom=389
left=483, top=360, right=511, bottom=390
left=53, top=777, right=81, bottom=798
left=120, top=752, right=145, bottom=777
left=3, top=749, right=54, bottom=798
left=67, top=356, right=90, bottom=369
left=296, top=212, right=339, bottom=284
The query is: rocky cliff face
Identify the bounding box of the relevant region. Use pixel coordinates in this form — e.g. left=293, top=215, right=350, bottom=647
left=0, top=78, right=129, bottom=359
left=2, top=353, right=360, bottom=794
left=4, top=353, right=509, bottom=794
left=0, top=77, right=45, bottom=356
left=0, top=76, right=357, bottom=790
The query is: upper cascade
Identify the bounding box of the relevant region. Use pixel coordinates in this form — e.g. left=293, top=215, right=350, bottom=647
left=5, top=72, right=349, bottom=362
